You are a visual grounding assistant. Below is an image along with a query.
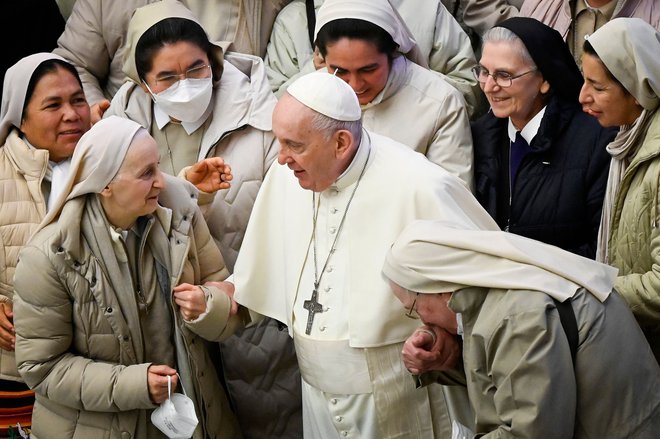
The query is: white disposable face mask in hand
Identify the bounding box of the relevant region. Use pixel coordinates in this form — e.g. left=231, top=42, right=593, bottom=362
left=151, top=374, right=199, bottom=439
left=145, top=77, right=213, bottom=123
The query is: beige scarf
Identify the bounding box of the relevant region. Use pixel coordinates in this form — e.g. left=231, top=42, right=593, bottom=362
left=596, top=109, right=655, bottom=262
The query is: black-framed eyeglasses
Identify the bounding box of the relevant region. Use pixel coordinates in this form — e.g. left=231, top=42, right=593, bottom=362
left=471, top=65, right=538, bottom=88
left=405, top=292, right=420, bottom=320
left=154, top=64, right=212, bottom=88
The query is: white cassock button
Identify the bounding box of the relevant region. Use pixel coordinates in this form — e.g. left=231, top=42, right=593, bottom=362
left=330, top=398, right=338, bottom=404
left=319, top=326, right=326, bottom=332
left=342, top=432, right=348, bottom=437
left=325, top=286, right=332, bottom=292
left=335, top=416, right=343, bottom=422
left=327, top=266, right=333, bottom=273
left=330, top=227, right=337, bottom=234
left=331, top=208, right=338, bottom=214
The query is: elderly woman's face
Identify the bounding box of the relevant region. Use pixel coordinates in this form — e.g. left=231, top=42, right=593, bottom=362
left=20, top=66, right=90, bottom=162
left=579, top=53, right=643, bottom=127
left=390, top=282, right=457, bottom=334
left=323, top=38, right=391, bottom=106
left=101, top=132, right=165, bottom=229
left=479, top=41, right=549, bottom=130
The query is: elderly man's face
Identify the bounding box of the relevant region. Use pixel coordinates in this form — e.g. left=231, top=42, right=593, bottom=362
left=273, top=95, right=346, bottom=192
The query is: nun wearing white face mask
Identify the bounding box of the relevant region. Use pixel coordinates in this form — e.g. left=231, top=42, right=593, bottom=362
left=105, top=0, right=278, bottom=272
left=105, top=4, right=302, bottom=437
left=383, top=220, right=660, bottom=438
left=12, top=116, right=242, bottom=439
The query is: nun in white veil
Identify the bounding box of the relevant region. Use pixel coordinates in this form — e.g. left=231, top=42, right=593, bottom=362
left=383, top=219, right=659, bottom=438
left=12, top=116, right=242, bottom=438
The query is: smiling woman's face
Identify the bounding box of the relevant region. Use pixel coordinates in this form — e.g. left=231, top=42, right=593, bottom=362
left=20, top=65, right=90, bottom=162
left=323, top=37, right=391, bottom=106
left=479, top=41, right=549, bottom=130
left=579, top=53, right=643, bottom=127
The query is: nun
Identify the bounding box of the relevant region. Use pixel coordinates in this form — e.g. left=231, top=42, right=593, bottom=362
left=12, top=116, right=241, bottom=438
left=383, top=219, right=660, bottom=438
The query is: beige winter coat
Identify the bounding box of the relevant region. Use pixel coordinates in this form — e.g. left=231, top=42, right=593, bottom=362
left=0, top=130, right=48, bottom=382
left=362, top=56, right=473, bottom=189
left=54, top=0, right=292, bottom=105
left=13, top=176, right=242, bottom=439
left=608, top=110, right=660, bottom=361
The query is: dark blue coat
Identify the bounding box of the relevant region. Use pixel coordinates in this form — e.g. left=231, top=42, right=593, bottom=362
left=472, top=95, right=617, bottom=258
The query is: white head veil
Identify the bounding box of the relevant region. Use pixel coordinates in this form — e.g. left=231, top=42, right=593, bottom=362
left=39, top=116, right=144, bottom=230
left=314, top=0, right=427, bottom=68
left=0, top=53, right=68, bottom=144
left=587, top=17, right=660, bottom=111
left=383, top=220, right=617, bottom=302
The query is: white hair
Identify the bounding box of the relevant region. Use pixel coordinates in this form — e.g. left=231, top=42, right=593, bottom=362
left=310, top=110, right=362, bottom=144
left=482, top=27, right=536, bottom=68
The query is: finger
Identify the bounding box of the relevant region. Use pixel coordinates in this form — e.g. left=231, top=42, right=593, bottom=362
left=229, top=300, right=239, bottom=316
left=149, top=364, right=177, bottom=376
left=173, top=283, right=195, bottom=293
left=0, top=312, right=13, bottom=332
left=0, top=336, right=14, bottom=351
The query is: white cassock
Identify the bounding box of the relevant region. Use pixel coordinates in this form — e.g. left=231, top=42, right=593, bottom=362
left=234, top=130, right=499, bottom=438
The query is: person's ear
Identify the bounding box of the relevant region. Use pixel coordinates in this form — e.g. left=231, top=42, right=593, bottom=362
left=99, top=185, right=113, bottom=199
left=540, top=79, right=551, bottom=95
left=139, top=78, right=151, bottom=95
left=334, top=129, right=353, bottom=159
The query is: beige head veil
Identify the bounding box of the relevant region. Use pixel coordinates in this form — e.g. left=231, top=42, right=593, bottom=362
left=314, top=0, right=428, bottom=68
left=383, top=220, right=617, bottom=302
left=122, top=0, right=224, bottom=84
left=39, top=116, right=144, bottom=230
left=587, top=18, right=660, bottom=111
left=0, top=52, right=68, bottom=144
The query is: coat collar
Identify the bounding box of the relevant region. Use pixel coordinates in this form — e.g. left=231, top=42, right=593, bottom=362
left=4, top=129, right=49, bottom=180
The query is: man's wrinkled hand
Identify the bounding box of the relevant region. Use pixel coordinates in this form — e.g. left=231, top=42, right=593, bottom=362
left=402, top=326, right=461, bottom=375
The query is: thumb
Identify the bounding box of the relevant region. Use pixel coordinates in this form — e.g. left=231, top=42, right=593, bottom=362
left=99, top=99, right=111, bottom=112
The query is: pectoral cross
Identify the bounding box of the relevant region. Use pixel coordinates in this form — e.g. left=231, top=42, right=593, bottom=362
left=303, top=289, right=324, bottom=335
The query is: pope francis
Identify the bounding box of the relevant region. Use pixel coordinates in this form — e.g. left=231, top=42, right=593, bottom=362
left=228, top=71, right=499, bottom=438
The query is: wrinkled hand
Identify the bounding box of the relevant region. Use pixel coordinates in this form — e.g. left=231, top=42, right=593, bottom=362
left=0, top=303, right=15, bottom=351
left=173, top=283, right=207, bottom=321
left=147, top=364, right=177, bottom=404
left=313, top=46, right=326, bottom=70
left=402, top=326, right=461, bottom=375
left=185, top=157, right=232, bottom=193
left=204, top=281, right=238, bottom=316
left=90, top=99, right=111, bottom=125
